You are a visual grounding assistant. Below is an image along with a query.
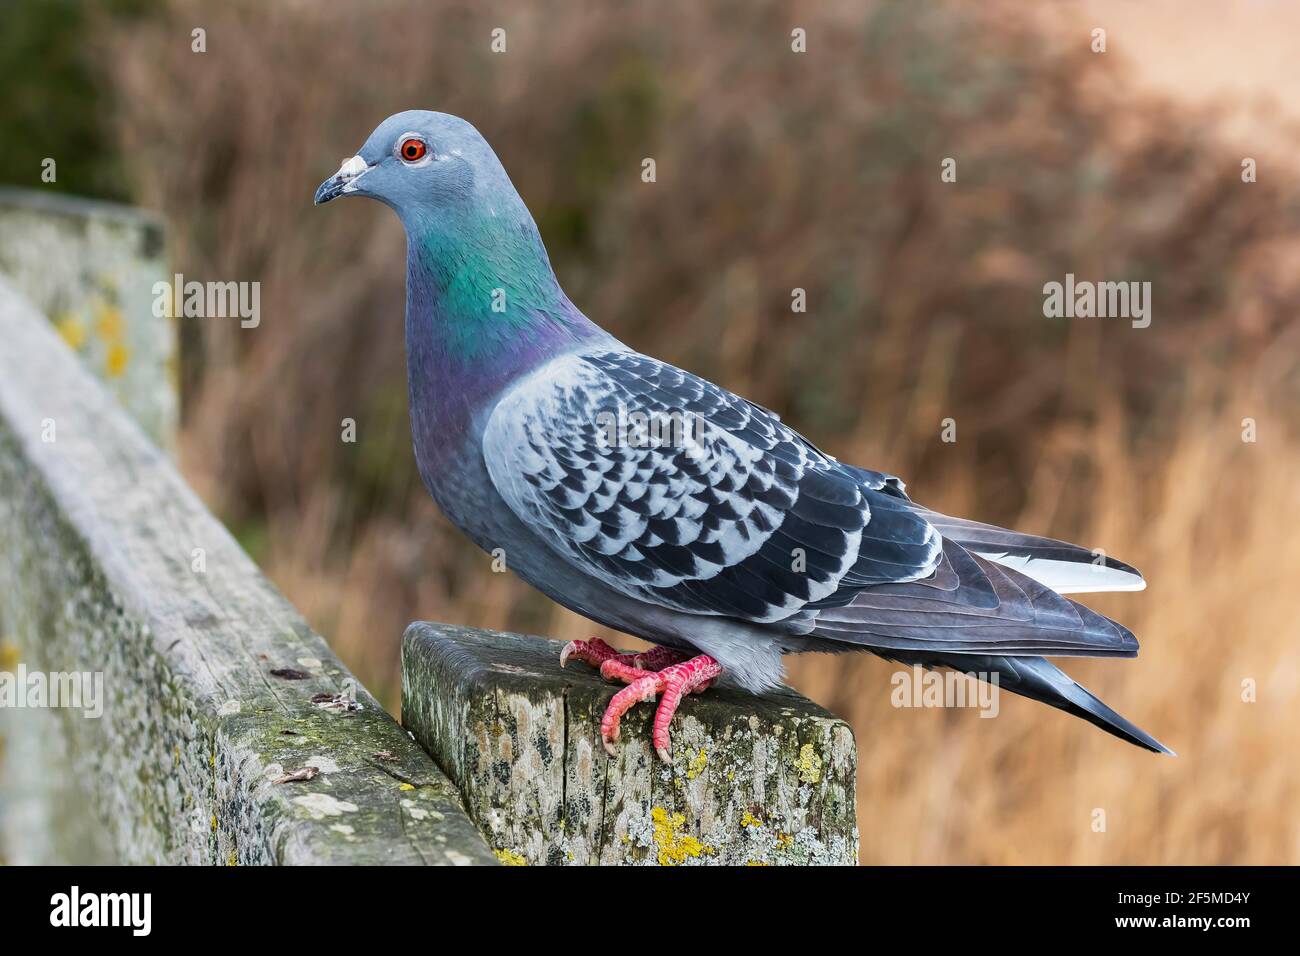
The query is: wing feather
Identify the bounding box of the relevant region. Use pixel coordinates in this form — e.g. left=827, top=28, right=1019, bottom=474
left=483, top=349, right=941, bottom=625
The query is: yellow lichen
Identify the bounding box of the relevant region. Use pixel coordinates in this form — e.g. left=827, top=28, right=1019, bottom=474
left=686, top=748, right=708, bottom=780
left=651, top=806, right=711, bottom=866
left=105, top=342, right=129, bottom=378
left=398, top=782, right=415, bottom=791
left=210, top=814, right=217, bottom=832
left=95, top=303, right=125, bottom=342
left=775, top=831, right=791, bottom=850
left=740, top=810, right=763, bottom=829
left=54, top=314, right=87, bottom=350
left=494, top=848, right=528, bottom=866
left=0, top=640, right=19, bottom=673
left=795, top=743, right=823, bottom=784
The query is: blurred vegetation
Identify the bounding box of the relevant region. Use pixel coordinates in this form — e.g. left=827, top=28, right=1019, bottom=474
left=0, top=0, right=153, bottom=200
left=4, top=0, right=1298, bottom=863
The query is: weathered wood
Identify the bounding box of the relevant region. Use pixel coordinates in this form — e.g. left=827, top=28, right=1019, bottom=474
left=403, top=622, right=858, bottom=865
left=0, top=278, right=496, bottom=865
left=0, top=188, right=175, bottom=448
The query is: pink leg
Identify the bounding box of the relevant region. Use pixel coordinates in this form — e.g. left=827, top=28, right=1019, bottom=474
left=560, top=638, right=688, bottom=678
left=597, top=654, right=722, bottom=764
left=598, top=645, right=690, bottom=684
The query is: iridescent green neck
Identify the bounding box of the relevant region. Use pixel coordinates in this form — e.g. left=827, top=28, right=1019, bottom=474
left=405, top=205, right=585, bottom=359
left=402, top=205, right=605, bottom=441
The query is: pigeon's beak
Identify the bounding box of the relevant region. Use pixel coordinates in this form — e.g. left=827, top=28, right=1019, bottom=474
left=314, top=155, right=373, bottom=205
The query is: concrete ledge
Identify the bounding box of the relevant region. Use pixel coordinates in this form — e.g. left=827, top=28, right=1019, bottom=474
left=402, top=621, right=858, bottom=865
left=0, top=277, right=495, bottom=865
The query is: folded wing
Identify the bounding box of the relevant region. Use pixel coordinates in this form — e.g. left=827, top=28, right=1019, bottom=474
left=483, top=349, right=941, bottom=627
left=483, top=349, right=1142, bottom=661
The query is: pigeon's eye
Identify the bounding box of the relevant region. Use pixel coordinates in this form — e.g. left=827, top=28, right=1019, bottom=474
left=399, top=138, right=428, bottom=163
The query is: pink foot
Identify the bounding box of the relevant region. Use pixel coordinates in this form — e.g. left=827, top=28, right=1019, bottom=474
left=559, top=638, right=688, bottom=677
left=559, top=637, right=621, bottom=670
left=597, top=654, right=722, bottom=764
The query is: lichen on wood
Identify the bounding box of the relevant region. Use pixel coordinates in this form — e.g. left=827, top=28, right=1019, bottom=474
left=402, top=622, right=859, bottom=866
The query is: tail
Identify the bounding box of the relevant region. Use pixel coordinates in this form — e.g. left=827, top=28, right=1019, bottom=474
left=914, top=509, right=1147, bottom=594
left=886, top=651, right=1174, bottom=755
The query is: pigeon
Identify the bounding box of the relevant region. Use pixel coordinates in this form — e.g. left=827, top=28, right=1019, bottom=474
left=316, top=110, right=1172, bottom=761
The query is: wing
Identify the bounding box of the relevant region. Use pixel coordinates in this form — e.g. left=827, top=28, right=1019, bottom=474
left=482, top=349, right=942, bottom=627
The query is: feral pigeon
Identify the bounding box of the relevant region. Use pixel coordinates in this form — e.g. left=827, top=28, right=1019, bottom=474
left=316, top=111, right=1171, bottom=761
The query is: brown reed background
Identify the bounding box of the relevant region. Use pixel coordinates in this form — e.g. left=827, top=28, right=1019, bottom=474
left=23, top=0, right=1298, bottom=862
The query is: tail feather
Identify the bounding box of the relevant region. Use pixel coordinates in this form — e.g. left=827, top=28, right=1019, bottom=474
left=914, top=509, right=1146, bottom=595
left=885, top=651, right=1174, bottom=754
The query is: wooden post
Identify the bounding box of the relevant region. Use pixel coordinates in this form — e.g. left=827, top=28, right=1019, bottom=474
left=402, top=622, right=859, bottom=865
left=0, top=188, right=175, bottom=448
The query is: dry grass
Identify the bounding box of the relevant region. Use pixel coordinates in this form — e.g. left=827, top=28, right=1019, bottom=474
left=792, top=375, right=1300, bottom=863
left=99, top=0, right=1300, bottom=863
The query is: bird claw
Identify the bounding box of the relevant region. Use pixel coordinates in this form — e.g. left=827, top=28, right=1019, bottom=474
left=558, top=640, right=716, bottom=763
left=595, top=655, right=722, bottom=764
left=560, top=637, right=618, bottom=670
left=560, top=639, right=688, bottom=679
left=598, top=657, right=653, bottom=683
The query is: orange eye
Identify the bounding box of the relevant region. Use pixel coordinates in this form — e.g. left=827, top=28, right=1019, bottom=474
left=399, top=138, right=427, bottom=162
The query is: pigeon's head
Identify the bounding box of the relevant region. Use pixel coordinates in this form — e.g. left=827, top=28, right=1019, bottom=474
left=314, top=110, right=513, bottom=227
left=314, top=110, right=574, bottom=321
